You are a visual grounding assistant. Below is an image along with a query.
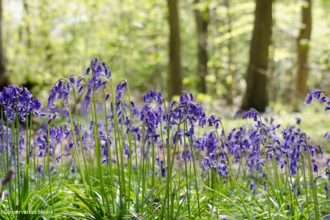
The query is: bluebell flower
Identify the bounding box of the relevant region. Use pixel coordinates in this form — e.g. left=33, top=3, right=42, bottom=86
left=47, top=113, right=58, bottom=125
left=84, top=89, right=92, bottom=110
left=143, top=90, right=164, bottom=105
left=207, top=115, right=222, bottom=128
left=242, top=109, right=255, bottom=120
left=249, top=179, right=256, bottom=191
left=115, top=80, right=127, bottom=92
left=115, top=91, right=123, bottom=101
left=202, top=157, right=211, bottom=169
left=305, top=89, right=330, bottom=111
left=160, top=161, right=166, bottom=178
left=69, top=76, right=75, bottom=84
left=312, top=160, right=318, bottom=173
left=56, top=155, right=61, bottom=163
left=37, top=165, right=44, bottom=176
left=324, top=182, right=328, bottom=196
left=233, top=110, right=244, bottom=120
left=104, top=93, right=110, bottom=102
left=182, top=147, right=192, bottom=161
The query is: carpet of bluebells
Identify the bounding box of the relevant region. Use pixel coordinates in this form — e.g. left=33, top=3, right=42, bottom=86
left=0, top=57, right=329, bottom=220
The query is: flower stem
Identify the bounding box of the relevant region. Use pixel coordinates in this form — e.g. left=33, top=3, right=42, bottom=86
left=47, top=125, right=55, bottom=216
left=303, top=136, right=319, bottom=220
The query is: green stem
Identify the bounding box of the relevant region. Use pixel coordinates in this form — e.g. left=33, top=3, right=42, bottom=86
left=65, top=96, right=89, bottom=194
left=303, top=136, right=319, bottom=220
left=103, top=88, right=115, bottom=212
left=168, top=119, right=182, bottom=220
left=126, top=83, right=135, bottom=211
left=183, top=121, right=191, bottom=218
left=255, top=111, right=271, bottom=220
left=141, top=115, right=147, bottom=214
left=119, top=101, right=126, bottom=210
left=47, top=125, right=55, bottom=215
left=286, top=155, right=303, bottom=218
left=0, top=106, right=5, bottom=176
left=152, top=130, right=156, bottom=188
left=61, top=141, right=63, bottom=184
left=219, top=121, right=254, bottom=220
left=71, top=87, right=93, bottom=196
left=91, top=84, right=110, bottom=211
left=15, top=108, right=21, bottom=211
left=185, top=126, right=201, bottom=218
left=106, top=78, right=123, bottom=210
left=6, top=109, right=9, bottom=171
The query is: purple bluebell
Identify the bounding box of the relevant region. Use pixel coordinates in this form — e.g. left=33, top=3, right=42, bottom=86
left=304, top=89, right=330, bottom=111
left=37, top=165, right=44, bottom=176
left=324, top=182, right=328, bottom=196
left=47, top=113, right=58, bottom=125
left=143, top=90, right=164, bottom=105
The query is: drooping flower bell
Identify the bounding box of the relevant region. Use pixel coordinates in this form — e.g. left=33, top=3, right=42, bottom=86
left=143, top=90, right=164, bottom=105
left=304, top=89, right=330, bottom=111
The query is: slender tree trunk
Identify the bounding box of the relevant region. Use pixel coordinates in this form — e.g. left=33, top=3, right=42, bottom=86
left=295, top=0, right=312, bottom=102
left=225, top=0, right=234, bottom=104
left=241, top=0, right=273, bottom=112
left=21, top=0, right=37, bottom=91
left=40, top=0, right=52, bottom=73
left=167, top=0, right=182, bottom=99
left=194, top=0, right=208, bottom=94
left=23, top=0, right=31, bottom=49
left=0, top=0, right=8, bottom=90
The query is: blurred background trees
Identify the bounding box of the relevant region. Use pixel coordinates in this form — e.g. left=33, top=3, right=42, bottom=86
left=294, top=0, right=312, bottom=110
left=0, top=0, right=8, bottom=90
left=194, top=0, right=208, bottom=94
left=241, top=0, right=272, bottom=112
left=0, top=0, right=328, bottom=111
left=167, top=0, right=183, bottom=99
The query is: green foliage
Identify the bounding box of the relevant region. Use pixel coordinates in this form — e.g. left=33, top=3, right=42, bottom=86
left=3, top=0, right=330, bottom=105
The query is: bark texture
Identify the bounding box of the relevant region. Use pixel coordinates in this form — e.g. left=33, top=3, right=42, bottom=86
left=295, top=0, right=312, bottom=99
left=167, top=0, right=182, bottom=99
left=0, top=0, right=8, bottom=91
left=194, top=0, right=208, bottom=94
left=225, top=0, right=234, bottom=104
left=241, top=0, right=273, bottom=112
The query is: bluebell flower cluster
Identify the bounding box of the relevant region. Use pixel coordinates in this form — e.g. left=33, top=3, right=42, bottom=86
left=143, top=90, right=164, bottom=105
left=0, top=85, right=43, bottom=179
left=2, top=58, right=330, bottom=219
left=305, top=89, right=330, bottom=111
left=0, top=85, right=42, bottom=121
left=47, top=80, right=74, bottom=111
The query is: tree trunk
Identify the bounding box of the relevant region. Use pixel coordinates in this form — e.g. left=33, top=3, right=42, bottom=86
left=241, top=0, right=273, bottom=112
left=40, top=0, right=52, bottom=73
left=194, top=0, right=208, bottom=94
left=295, top=0, right=312, bottom=101
left=0, top=0, right=8, bottom=90
left=167, top=0, right=182, bottom=99
left=21, top=0, right=38, bottom=92
left=225, top=0, right=234, bottom=104
left=23, top=0, right=31, bottom=49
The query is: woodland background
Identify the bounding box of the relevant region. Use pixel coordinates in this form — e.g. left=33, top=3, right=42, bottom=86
left=0, top=0, right=327, bottom=112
